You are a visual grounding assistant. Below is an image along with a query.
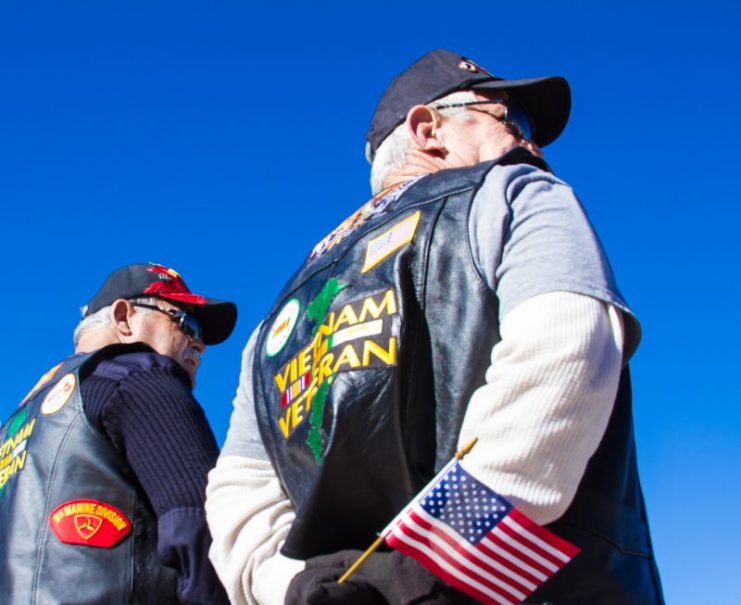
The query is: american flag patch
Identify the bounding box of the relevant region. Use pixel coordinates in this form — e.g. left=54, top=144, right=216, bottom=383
left=362, top=211, right=421, bottom=273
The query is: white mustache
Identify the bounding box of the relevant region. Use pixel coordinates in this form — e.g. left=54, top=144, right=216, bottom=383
left=182, top=350, right=201, bottom=367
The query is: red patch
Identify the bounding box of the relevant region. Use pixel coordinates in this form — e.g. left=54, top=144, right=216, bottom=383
left=49, top=499, right=131, bottom=548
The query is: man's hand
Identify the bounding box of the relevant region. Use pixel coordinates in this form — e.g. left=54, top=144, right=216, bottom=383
left=284, top=550, right=475, bottom=604
left=285, top=565, right=385, bottom=604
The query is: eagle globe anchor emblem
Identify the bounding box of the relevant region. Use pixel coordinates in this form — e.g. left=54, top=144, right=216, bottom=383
left=74, top=514, right=103, bottom=540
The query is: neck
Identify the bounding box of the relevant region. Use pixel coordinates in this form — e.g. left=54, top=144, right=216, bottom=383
left=75, top=327, right=123, bottom=354
left=382, top=149, right=449, bottom=190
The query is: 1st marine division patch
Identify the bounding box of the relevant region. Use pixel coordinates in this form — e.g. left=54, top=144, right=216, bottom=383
left=49, top=499, right=131, bottom=548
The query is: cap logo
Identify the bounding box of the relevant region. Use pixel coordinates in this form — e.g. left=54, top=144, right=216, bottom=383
left=147, top=264, right=182, bottom=285
left=458, top=60, right=478, bottom=73
left=143, top=265, right=207, bottom=305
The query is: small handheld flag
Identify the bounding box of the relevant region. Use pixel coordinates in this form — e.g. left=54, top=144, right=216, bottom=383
left=339, top=438, right=580, bottom=604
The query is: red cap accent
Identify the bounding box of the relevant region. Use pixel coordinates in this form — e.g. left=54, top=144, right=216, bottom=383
left=144, top=266, right=207, bottom=305
left=49, top=499, right=131, bottom=548
left=83, top=263, right=237, bottom=344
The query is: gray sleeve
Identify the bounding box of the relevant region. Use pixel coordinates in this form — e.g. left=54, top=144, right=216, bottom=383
left=469, top=163, right=640, bottom=356
left=221, top=326, right=269, bottom=460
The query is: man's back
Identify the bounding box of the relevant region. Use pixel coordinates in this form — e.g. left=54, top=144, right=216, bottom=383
left=0, top=348, right=178, bottom=604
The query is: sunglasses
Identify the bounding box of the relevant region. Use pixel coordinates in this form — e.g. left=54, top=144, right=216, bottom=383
left=130, top=302, right=202, bottom=340
left=432, top=98, right=533, bottom=141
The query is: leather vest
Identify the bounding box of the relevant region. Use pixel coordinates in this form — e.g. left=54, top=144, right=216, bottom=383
left=253, top=150, right=664, bottom=603
left=0, top=345, right=177, bottom=604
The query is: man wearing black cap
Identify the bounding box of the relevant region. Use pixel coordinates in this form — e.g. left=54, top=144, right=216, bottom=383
left=0, top=263, right=236, bottom=604
left=207, top=50, right=663, bottom=604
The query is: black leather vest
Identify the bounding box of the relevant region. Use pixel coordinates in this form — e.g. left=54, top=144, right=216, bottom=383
left=253, top=150, right=664, bottom=603
left=0, top=345, right=177, bottom=604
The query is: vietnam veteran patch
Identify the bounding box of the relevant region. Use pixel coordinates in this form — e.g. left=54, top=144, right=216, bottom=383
left=273, top=287, right=398, bottom=462
left=49, top=499, right=131, bottom=548
left=362, top=211, right=421, bottom=273
left=0, top=408, right=37, bottom=495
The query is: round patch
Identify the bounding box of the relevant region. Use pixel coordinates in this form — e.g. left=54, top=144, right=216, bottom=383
left=41, top=374, right=76, bottom=415
left=265, top=299, right=301, bottom=357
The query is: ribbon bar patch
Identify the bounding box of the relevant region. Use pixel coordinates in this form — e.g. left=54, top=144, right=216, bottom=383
left=49, top=499, right=131, bottom=548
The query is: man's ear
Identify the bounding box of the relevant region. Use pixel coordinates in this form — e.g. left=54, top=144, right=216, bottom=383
left=406, top=105, right=446, bottom=154
left=111, top=299, right=135, bottom=338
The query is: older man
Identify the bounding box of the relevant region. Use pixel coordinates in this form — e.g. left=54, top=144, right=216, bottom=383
left=207, top=50, right=664, bottom=604
left=0, top=263, right=236, bottom=604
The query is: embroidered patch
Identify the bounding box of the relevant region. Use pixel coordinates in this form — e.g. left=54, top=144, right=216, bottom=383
left=49, top=499, right=131, bottom=548
left=272, top=288, right=399, bottom=462
left=40, top=374, right=76, bottom=415
left=306, top=278, right=348, bottom=333
left=20, top=362, right=64, bottom=405
left=458, top=57, right=491, bottom=76
left=0, top=409, right=37, bottom=495
left=265, top=299, right=301, bottom=358
left=281, top=371, right=311, bottom=408
left=362, top=211, right=421, bottom=273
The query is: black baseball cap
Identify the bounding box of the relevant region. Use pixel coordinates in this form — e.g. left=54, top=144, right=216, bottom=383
left=365, top=49, right=571, bottom=161
left=82, top=263, right=237, bottom=345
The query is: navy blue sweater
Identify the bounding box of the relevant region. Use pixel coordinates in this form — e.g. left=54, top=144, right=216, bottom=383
left=81, top=349, right=228, bottom=604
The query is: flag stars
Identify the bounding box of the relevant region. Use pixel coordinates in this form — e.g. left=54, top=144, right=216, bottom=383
left=420, top=464, right=513, bottom=544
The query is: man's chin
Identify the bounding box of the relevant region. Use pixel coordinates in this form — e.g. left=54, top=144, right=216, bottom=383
left=178, top=360, right=198, bottom=388
left=522, top=140, right=543, bottom=158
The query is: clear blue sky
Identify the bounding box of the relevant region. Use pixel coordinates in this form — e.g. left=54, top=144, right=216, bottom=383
left=1, top=2, right=738, bottom=602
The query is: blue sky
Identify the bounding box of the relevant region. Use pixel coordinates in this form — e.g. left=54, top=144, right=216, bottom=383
left=1, top=2, right=738, bottom=601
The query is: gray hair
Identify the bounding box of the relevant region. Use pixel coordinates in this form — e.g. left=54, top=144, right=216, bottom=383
left=368, top=90, right=479, bottom=194
left=72, top=296, right=160, bottom=346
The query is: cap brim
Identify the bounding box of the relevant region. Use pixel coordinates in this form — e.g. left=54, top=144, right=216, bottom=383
left=471, top=76, right=571, bottom=146
left=186, top=299, right=237, bottom=345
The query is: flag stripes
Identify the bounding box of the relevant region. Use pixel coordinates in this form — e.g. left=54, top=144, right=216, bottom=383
left=387, top=520, right=520, bottom=605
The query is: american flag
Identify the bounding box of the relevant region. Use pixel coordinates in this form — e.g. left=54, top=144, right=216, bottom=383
left=382, top=461, right=580, bottom=604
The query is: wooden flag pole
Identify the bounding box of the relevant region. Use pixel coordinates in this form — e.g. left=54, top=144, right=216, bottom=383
left=337, top=437, right=478, bottom=584
left=336, top=535, right=384, bottom=584
left=454, top=436, right=478, bottom=460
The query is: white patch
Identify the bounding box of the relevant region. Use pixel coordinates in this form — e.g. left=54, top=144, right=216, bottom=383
left=265, top=299, right=301, bottom=358
left=41, top=374, right=76, bottom=415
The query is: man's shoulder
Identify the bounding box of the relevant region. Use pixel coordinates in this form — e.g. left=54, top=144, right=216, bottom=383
left=421, top=148, right=558, bottom=193
left=83, top=343, right=186, bottom=384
